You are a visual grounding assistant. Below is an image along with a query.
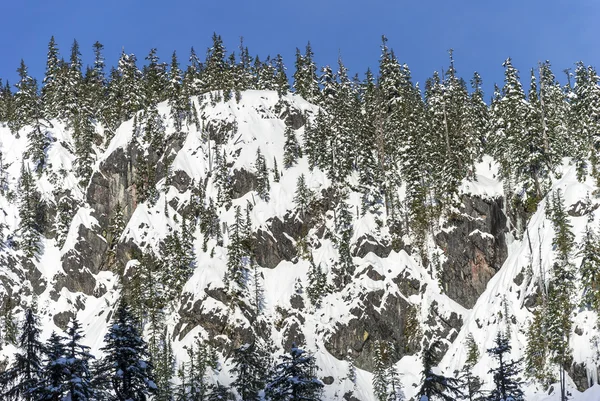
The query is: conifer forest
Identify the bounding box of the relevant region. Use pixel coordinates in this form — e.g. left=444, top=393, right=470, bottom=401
left=0, top=34, right=599, bottom=400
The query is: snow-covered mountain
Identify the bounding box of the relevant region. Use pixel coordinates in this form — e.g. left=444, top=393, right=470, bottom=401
left=0, top=89, right=599, bottom=400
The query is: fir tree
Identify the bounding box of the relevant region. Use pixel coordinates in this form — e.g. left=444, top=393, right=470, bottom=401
left=255, top=148, right=270, bottom=201
left=37, top=331, right=68, bottom=401
left=306, top=258, right=328, bottom=308
left=283, top=125, right=302, bottom=169
left=417, top=341, right=463, bottom=401
left=63, top=317, right=95, bottom=401
left=0, top=309, right=45, bottom=401
left=18, top=162, right=43, bottom=259
left=293, top=174, right=313, bottom=219
left=486, top=333, right=524, bottom=401
left=97, top=300, right=157, bottom=401
left=462, top=334, right=483, bottom=401
left=265, top=344, right=323, bottom=401
left=579, top=209, right=600, bottom=311
left=225, top=206, right=249, bottom=300
left=231, top=342, right=267, bottom=401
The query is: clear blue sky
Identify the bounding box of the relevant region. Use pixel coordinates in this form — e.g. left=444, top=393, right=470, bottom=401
left=1, top=0, right=598, bottom=100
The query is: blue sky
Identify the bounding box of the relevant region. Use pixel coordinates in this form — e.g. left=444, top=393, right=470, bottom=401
left=1, top=0, right=598, bottom=100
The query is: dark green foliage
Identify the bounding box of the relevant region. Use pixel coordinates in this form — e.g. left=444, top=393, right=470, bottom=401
left=255, top=148, right=270, bottom=201
left=283, top=125, right=301, bottom=169
left=462, top=334, right=484, bottom=401
left=486, top=333, right=524, bottom=401
left=293, top=174, right=313, bottom=218
left=0, top=309, right=44, bottom=401
left=306, top=258, right=328, bottom=308
left=265, top=345, right=323, bottom=401
left=417, top=340, right=463, bottom=401
left=97, top=300, right=157, bottom=401
left=225, top=206, right=248, bottom=299
left=18, top=163, right=44, bottom=259
left=231, top=342, right=268, bottom=401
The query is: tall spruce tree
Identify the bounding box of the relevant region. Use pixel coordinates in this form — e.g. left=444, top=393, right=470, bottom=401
left=0, top=309, right=45, bottom=401
left=486, top=333, right=524, bottom=401
left=97, top=300, right=157, bottom=400
left=265, top=345, right=323, bottom=401
left=417, top=341, right=462, bottom=401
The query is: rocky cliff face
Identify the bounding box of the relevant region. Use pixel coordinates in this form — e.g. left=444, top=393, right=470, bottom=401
left=0, top=90, right=597, bottom=400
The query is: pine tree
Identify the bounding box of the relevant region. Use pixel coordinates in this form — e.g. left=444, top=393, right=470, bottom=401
left=255, top=148, right=270, bottom=201
left=265, top=344, right=323, bottom=401
left=372, top=342, right=388, bottom=401
left=293, top=43, right=320, bottom=103
left=231, top=342, right=267, bottom=401
left=293, top=174, right=313, bottom=219
left=462, top=334, right=483, bottom=401
left=37, top=331, right=68, bottom=400
left=225, top=206, right=248, bottom=300
left=13, top=59, right=41, bottom=131
left=41, top=36, right=61, bottom=119
left=486, top=333, right=524, bottom=401
left=63, top=317, right=95, bottom=401
left=97, top=300, right=157, bottom=400
left=306, top=258, right=328, bottom=308
left=417, top=341, right=463, bottom=401
left=0, top=309, right=45, bottom=401
left=283, top=125, right=301, bottom=169
left=579, top=209, right=600, bottom=311
left=18, top=162, right=43, bottom=259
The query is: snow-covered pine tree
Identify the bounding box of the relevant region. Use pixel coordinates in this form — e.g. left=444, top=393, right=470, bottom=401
left=265, top=344, right=323, bottom=401
left=255, top=147, right=270, bottom=201
left=417, top=340, right=463, bottom=401
left=486, top=333, right=524, bottom=401
left=0, top=309, right=45, bottom=401
left=283, top=125, right=301, bottom=169
left=579, top=207, right=600, bottom=311
left=462, top=333, right=483, bottom=401
left=97, top=300, right=157, bottom=400
left=231, top=342, right=268, bottom=401
left=63, top=317, right=96, bottom=401
left=307, top=258, right=328, bottom=308
left=293, top=173, right=313, bottom=219
left=17, top=162, right=43, bottom=259
left=13, top=59, right=41, bottom=132
left=41, top=36, right=61, bottom=119
left=225, top=206, right=248, bottom=300
left=37, top=331, right=68, bottom=400
left=293, top=43, right=320, bottom=104
left=371, top=342, right=388, bottom=401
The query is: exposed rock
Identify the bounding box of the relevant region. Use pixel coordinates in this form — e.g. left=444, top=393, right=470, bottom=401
left=324, top=290, right=420, bottom=372
left=322, top=376, right=334, bottom=385
left=352, top=235, right=391, bottom=258
left=568, top=199, right=599, bottom=217
left=53, top=310, right=75, bottom=331
left=231, top=168, right=258, bottom=199
left=171, top=169, right=192, bottom=193
left=435, top=195, right=508, bottom=308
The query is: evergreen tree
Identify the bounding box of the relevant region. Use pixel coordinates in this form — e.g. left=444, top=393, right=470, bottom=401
left=255, top=148, right=270, bottom=201
left=486, top=333, right=524, bottom=401
left=372, top=342, right=389, bottom=401
left=97, top=300, right=157, bottom=400
left=63, top=317, right=95, bottom=401
left=579, top=208, right=600, bottom=311
left=306, top=258, right=328, bottom=308
left=37, top=331, right=68, bottom=401
left=225, top=206, right=248, bottom=300
left=417, top=341, right=463, bottom=401
left=293, top=174, right=313, bottom=219
left=41, top=36, right=61, bottom=119
left=13, top=59, right=41, bottom=131
left=293, top=43, right=320, bottom=103
left=18, top=162, right=43, bottom=259
left=462, top=334, right=483, bottom=401
left=283, top=125, right=302, bottom=169
left=231, top=342, right=267, bottom=401
left=0, top=309, right=45, bottom=401
left=265, top=344, right=323, bottom=401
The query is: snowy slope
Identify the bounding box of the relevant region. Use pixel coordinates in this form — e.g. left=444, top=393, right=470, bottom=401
left=0, top=90, right=599, bottom=400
